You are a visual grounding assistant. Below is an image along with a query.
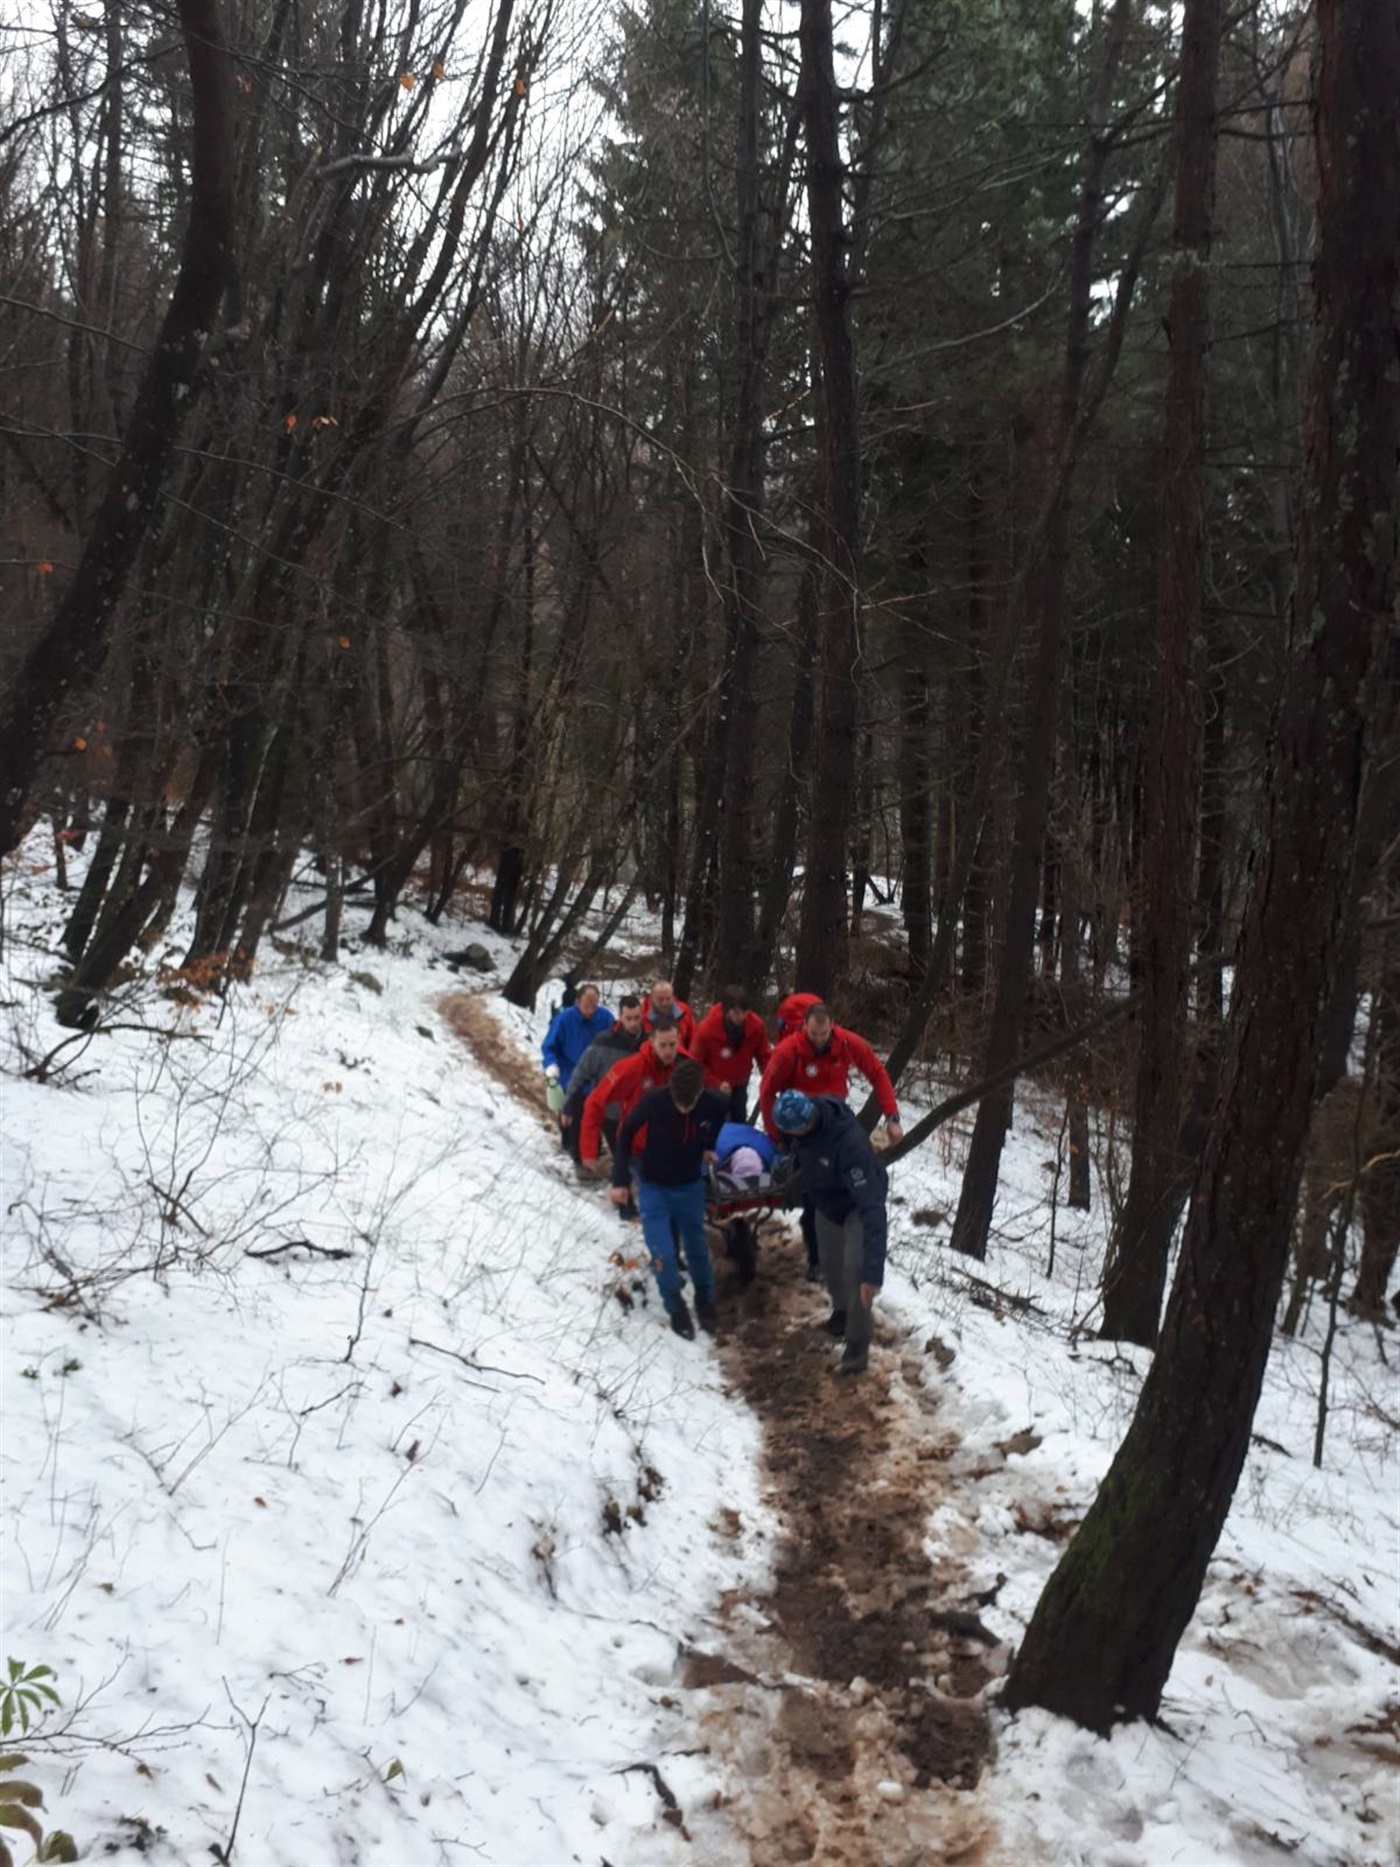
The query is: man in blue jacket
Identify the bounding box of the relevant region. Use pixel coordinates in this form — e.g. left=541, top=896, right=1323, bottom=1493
left=771, top=1089, right=888, bottom=1375
left=541, top=983, right=614, bottom=1098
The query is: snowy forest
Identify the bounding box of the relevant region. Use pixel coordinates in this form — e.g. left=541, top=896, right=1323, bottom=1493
left=0, top=0, right=1396, bottom=1862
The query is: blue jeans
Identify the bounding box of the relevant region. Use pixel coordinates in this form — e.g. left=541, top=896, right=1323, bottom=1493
left=637, top=1178, right=713, bottom=1313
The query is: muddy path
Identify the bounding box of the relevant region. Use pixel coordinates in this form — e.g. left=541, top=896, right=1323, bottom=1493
left=687, top=1240, right=1001, bottom=1865
left=443, top=991, right=1002, bottom=1863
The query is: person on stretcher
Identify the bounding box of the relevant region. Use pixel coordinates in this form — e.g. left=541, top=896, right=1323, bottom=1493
left=709, top=1122, right=780, bottom=1195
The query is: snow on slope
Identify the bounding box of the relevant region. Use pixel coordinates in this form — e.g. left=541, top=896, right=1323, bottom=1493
left=878, top=1082, right=1400, bottom=1867
left=1, top=857, right=771, bottom=1865
left=2, top=840, right=1397, bottom=1867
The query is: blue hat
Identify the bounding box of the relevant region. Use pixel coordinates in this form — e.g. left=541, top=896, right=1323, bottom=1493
left=772, top=1089, right=817, bottom=1133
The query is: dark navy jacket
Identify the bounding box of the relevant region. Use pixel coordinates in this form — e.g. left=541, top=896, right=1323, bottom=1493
left=613, top=1087, right=731, bottom=1188
left=787, top=1098, right=889, bottom=1286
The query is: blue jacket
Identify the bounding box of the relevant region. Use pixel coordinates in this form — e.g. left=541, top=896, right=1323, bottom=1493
left=542, top=1003, right=615, bottom=1078
left=787, top=1098, right=889, bottom=1286
left=716, top=1122, right=778, bottom=1169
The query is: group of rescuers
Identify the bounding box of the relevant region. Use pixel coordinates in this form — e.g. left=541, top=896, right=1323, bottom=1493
left=540, top=980, right=904, bottom=1375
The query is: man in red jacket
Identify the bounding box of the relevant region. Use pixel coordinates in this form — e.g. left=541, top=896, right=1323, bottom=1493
left=759, top=1001, right=903, bottom=1278
left=692, top=984, right=772, bottom=1123
left=579, top=1016, right=684, bottom=1170
left=641, top=978, right=695, bottom=1049
left=776, top=990, right=823, bottom=1039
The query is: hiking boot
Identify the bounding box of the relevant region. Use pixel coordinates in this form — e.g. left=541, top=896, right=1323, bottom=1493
left=804, top=1260, right=822, bottom=1283
left=695, top=1298, right=719, bottom=1335
left=836, top=1344, right=869, bottom=1376
left=669, top=1297, right=696, bottom=1341
left=823, top=1309, right=848, bottom=1338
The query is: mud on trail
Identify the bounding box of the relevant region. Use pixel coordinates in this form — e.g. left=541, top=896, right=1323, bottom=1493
left=687, top=1240, right=1001, bottom=1865
left=445, top=991, right=1002, bottom=1863
left=440, top=991, right=560, bottom=1131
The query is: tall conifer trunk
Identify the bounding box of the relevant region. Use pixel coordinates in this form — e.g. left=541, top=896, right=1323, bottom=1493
left=793, top=0, right=862, bottom=1000
left=1101, top=0, right=1220, bottom=1344
left=1005, top=0, right=1398, bottom=1727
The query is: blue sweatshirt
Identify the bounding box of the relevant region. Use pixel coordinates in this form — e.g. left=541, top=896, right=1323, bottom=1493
left=787, top=1098, right=889, bottom=1286
left=542, top=1003, right=615, bottom=1078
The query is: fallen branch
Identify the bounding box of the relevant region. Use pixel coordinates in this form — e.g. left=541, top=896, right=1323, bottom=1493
left=884, top=997, right=1135, bottom=1166
left=408, top=1334, right=544, bottom=1384
left=615, top=1761, right=686, bottom=1834
left=961, top=1276, right=1047, bottom=1317
left=245, top=1238, right=353, bottom=1261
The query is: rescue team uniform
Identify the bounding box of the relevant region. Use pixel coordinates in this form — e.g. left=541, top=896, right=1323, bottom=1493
left=640, top=994, right=696, bottom=1049
left=759, top=1025, right=900, bottom=1135
left=691, top=1004, right=773, bottom=1123
left=776, top=991, right=823, bottom=1039
left=580, top=1045, right=685, bottom=1165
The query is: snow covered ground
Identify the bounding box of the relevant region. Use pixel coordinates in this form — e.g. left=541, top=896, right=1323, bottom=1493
left=2, top=842, right=1396, bottom=1865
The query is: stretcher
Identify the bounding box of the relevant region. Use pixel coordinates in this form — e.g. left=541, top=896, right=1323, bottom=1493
left=703, top=1158, right=803, bottom=1286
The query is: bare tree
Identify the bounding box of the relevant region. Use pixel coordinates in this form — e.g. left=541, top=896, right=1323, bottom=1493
left=0, top=0, right=234, bottom=856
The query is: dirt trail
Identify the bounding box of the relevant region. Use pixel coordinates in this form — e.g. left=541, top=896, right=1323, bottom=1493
left=443, top=990, right=1002, bottom=1863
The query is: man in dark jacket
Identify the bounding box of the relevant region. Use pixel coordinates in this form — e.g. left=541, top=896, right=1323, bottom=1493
left=561, top=995, right=643, bottom=1166
left=771, top=1089, right=889, bottom=1375
left=610, top=1057, right=730, bottom=1340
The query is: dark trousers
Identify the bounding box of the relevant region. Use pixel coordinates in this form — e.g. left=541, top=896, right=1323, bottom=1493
left=727, top=1084, right=749, bottom=1124
left=800, top=1201, right=818, bottom=1270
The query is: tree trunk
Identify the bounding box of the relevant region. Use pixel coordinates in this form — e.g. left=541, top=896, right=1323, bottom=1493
left=950, top=0, right=1136, bottom=1260
left=712, top=0, right=772, bottom=995
left=1194, top=657, right=1227, bottom=1019
left=901, top=669, right=933, bottom=978
left=1353, top=948, right=1400, bottom=1317
left=1101, top=0, right=1220, bottom=1345
left=1057, top=710, right=1092, bottom=1209
left=754, top=555, right=820, bottom=986
left=959, top=457, right=992, bottom=995
left=793, top=0, right=862, bottom=1000
left=0, top=0, right=233, bottom=854
left=1004, top=0, right=1398, bottom=1727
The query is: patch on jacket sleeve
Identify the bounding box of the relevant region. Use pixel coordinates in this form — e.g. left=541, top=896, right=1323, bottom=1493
left=849, top=1167, right=866, bottom=1186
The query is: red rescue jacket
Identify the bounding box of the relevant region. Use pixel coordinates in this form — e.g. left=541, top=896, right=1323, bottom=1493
left=580, top=1043, right=684, bottom=1162
left=640, top=994, right=695, bottom=1048
left=691, top=1005, right=772, bottom=1091
left=776, top=991, right=823, bottom=1038
left=759, top=1025, right=899, bottom=1135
